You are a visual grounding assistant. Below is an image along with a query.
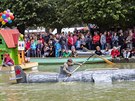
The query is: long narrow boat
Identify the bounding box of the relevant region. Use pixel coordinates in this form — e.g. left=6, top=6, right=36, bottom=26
left=30, top=56, right=112, bottom=64
left=13, top=66, right=135, bottom=83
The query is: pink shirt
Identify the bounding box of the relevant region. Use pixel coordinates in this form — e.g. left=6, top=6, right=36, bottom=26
left=68, top=36, right=73, bottom=46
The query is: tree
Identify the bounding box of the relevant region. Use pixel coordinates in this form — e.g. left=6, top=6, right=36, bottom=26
left=1, top=0, right=135, bottom=33
left=48, top=0, right=135, bottom=31
left=1, top=0, right=54, bottom=34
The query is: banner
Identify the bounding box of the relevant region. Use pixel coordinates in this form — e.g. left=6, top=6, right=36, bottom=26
left=18, top=41, right=25, bottom=50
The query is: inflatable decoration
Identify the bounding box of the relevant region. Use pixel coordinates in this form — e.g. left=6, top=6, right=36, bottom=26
left=0, top=9, right=14, bottom=25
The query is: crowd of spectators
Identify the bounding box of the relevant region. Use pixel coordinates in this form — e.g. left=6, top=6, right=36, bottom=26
left=24, top=27, right=135, bottom=59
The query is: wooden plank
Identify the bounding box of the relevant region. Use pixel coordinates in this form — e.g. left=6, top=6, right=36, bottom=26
left=0, top=62, right=38, bottom=71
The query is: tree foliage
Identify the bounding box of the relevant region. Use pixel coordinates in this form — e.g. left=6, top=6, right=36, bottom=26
left=0, top=0, right=135, bottom=32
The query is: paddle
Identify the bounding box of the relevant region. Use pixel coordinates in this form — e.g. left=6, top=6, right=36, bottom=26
left=95, top=55, right=115, bottom=65
left=64, top=54, right=95, bottom=81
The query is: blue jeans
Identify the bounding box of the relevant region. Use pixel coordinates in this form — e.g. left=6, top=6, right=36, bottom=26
left=31, top=49, right=36, bottom=57
left=55, top=50, right=60, bottom=57
left=26, top=49, right=31, bottom=57
left=101, top=44, right=106, bottom=50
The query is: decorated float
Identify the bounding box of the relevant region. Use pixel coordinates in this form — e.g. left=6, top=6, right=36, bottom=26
left=0, top=9, right=38, bottom=71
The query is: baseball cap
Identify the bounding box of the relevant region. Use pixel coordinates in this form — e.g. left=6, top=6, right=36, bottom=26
left=67, top=58, right=73, bottom=63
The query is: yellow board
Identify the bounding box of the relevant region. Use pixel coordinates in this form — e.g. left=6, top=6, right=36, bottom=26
left=0, top=62, right=38, bottom=71
left=18, top=50, right=25, bottom=65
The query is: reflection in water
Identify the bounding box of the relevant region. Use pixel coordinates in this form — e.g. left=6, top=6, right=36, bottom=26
left=0, top=82, right=135, bottom=101
left=0, top=63, right=135, bottom=101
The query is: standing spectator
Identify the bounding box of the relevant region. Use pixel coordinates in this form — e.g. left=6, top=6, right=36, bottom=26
left=36, top=40, right=42, bottom=57
left=67, top=32, right=74, bottom=50
left=112, top=32, right=119, bottom=47
left=33, top=36, right=38, bottom=45
left=132, top=28, right=135, bottom=47
left=44, top=32, right=50, bottom=43
left=126, top=30, right=133, bottom=50
left=118, top=30, right=125, bottom=56
left=75, top=37, right=81, bottom=50
left=39, top=35, right=44, bottom=44
left=30, top=40, right=37, bottom=57
left=54, top=40, right=61, bottom=57
left=93, top=32, right=100, bottom=49
left=80, top=33, right=86, bottom=46
left=100, top=32, right=106, bottom=50
left=73, top=33, right=78, bottom=46
left=59, top=32, right=67, bottom=50
left=106, top=32, right=112, bottom=49
left=85, top=32, right=92, bottom=50
left=25, top=39, right=31, bottom=57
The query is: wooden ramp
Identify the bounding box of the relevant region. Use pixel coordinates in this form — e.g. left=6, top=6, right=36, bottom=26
left=0, top=62, right=38, bottom=71
left=0, top=62, right=38, bottom=83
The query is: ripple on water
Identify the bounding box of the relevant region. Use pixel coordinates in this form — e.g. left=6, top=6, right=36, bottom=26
left=1, top=63, right=135, bottom=101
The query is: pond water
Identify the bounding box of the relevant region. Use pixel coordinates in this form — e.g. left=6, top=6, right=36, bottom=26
left=0, top=63, right=135, bottom=101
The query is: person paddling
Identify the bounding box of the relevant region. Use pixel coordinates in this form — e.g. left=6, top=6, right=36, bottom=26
left=59, top=58, right=82, bottom=78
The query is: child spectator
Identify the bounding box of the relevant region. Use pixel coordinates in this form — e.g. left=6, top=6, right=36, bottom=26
left=54, top=40, right=61, bottom=57
left=71, top=46, right=77, bottom=57
left=30, top=40, right=37, bottom=57
left=25, top=39, right=31, bottom=57
left=62, top=49, right=71, bottom=57
left=75, top=37, right=81, bottom=50
left=43, top=42, right=50, bottom=57
left=36, top=40, right=42, bottom=57
left=48, top=46, right=55, bottom=57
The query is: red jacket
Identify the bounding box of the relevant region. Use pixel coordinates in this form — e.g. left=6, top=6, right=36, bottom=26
left=93, top=35, right=100, bottom=44
left=5, top=56, right=14, bottom=65
left=25, top=41, right=31, bottom=50
left=106, top=35, right=112, bottom=43
left=111, top=49, right=120, bottom=58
